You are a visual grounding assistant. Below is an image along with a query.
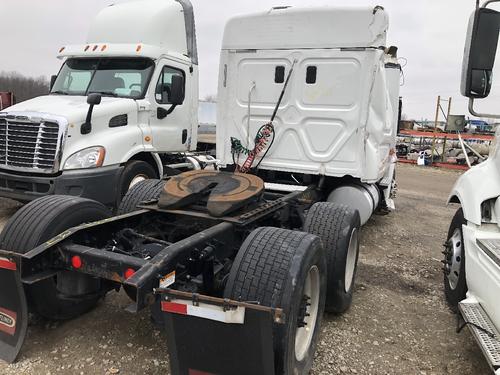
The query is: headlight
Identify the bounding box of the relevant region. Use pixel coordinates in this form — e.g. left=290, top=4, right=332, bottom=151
left=64, top=147, right=105, bottom=170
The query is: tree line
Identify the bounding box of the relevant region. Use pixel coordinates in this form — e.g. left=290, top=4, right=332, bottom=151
left=0, top=72, right=49, bottom=103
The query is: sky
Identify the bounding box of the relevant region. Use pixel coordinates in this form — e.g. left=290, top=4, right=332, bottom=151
left=0, top=0, right=498, bottom=120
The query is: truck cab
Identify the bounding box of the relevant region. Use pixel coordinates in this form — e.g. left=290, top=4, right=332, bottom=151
left=0, top=0, right=199, bottom=207
left=444, top=2, right=500, bottom=373
left=217, top=6, right=401, bottom=224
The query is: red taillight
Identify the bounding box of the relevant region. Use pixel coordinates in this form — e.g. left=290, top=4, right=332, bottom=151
left=71, top=256, right=82, bottom=269
left=125, top=268, right=135, bottom=279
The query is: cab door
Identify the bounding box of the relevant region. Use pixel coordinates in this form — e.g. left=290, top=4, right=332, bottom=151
left=148, top=60, right=191, bottom=152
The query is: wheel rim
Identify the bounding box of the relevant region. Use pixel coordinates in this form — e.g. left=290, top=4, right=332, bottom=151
left=128, top=174, right=148, bottom=190
left=295, top=265, right=320, bottom=362
left=446, top=228, right=463, bottom=290
left=344, top=228, right=359, bottom=293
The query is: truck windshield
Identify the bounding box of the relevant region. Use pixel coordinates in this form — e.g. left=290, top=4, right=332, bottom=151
left=51, top=58, right=155, bottom=99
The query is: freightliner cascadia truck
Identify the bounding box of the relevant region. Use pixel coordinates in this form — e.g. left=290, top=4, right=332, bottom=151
left=0, top=1, right=401, bottom=373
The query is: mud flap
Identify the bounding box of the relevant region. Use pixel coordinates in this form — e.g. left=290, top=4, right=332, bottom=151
left=159, top=291, right=279, bottom=375
left=0, top=256, right=28, bottom=363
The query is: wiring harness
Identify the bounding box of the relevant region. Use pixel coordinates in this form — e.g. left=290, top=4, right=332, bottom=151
left=230, top=60, right=296, bottom=174
left=231, top=122, right=275, bottom=173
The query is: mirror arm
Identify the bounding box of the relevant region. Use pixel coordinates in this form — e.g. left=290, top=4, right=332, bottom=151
left=81, top=105, right=95, bottom=135
left=166, top=104, right=178, bottom=116
left=469, top=97, right=500, bottom=119
left=157, top=104, right=179, bottom=120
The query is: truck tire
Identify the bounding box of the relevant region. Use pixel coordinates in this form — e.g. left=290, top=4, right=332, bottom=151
left=117, top=179, right=164, bottom=215
left=304, top=202, right=361, bottom=313
left=0, top=195, right=111, bottom=320
left=443, top=208, right=467, bottom=311
left=118, top=161, right=158, bottom=202
left=224, top=227, right=327, bottom=375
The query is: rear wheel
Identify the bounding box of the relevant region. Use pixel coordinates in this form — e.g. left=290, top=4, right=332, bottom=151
left=224, top=227, right=327, bottom=374
left=117, top=179, right=164, bottom=215
left=304, top=202, right=361, bottom=313
left=117, top=178, right=166, bottom=301
left=443, top=208, right=467, bottom=311
left=0, top=195, right=111, bottom=320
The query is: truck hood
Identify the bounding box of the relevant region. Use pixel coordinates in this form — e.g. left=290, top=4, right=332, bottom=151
left=4, top=95, right=138, bottom=125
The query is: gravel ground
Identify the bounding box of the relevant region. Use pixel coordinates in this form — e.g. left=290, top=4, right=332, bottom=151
left=0, top=163, right=492, bottom=374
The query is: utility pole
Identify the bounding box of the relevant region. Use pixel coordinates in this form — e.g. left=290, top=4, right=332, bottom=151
left=430, top=96, right=441, bottom=165
left=441, top=97, right=452, bottom=162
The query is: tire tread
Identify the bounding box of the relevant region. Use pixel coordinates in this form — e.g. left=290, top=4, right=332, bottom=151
left=226, top=227, right=314, bottom=308
left=0, top=195, right=106, bottom=252
left=303, top=202, right=360, bottom=313
left=117, top=179, right=164, bottom=215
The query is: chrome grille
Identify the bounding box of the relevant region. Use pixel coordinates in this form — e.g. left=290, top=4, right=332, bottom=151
left=0, top=116, right=60, bottom=172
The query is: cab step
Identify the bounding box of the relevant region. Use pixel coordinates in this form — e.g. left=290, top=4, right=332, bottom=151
left=379, top=175, right=392, bottom=187
left=477, top=239, right=500, bottom=268
left=459, top=301, right=500, bottom=372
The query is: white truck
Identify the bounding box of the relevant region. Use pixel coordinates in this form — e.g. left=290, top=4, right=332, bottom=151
left=0, top=0, right=207, bottom=207
left=444, top=2, right=500, bottom=373
left=217, top=6, right=401, bottom=224
left=0, top=2, right=401, bottom=373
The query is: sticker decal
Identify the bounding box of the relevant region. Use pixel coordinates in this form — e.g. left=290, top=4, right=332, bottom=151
left=159, top=271, right=176, bottom=289
left=0, top=257, right=16, bottom=271
left=0, top=307, right=16, bottom=336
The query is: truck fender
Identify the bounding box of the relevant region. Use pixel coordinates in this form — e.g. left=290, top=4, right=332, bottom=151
left=127, top=152, right=164, bottom=179
left=447, top=160, right=500, bottom=225
left=150, top=153, right=164, bottom=178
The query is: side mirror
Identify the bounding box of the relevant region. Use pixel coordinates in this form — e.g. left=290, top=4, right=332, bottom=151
left=169, top=75, right=185, bottom=105
left=49, top=75, right=57, bottom=91
left=81, top=93, right=102, bottom=135
left=461, top=7, right=500, bottom=99
left=87, top=93, right=102, bottom=106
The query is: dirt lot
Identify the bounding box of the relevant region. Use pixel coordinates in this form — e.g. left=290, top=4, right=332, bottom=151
left=0, top=163, right=492, bottom=374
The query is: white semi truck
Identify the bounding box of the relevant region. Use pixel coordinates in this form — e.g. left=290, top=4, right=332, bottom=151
left=444, top=1, right=500, bottom=373
left=217, top=6, right=400, bottom=224
left=0, top=1, right=399, bottom=217
left=0, top=1, right=401, bottom=373
left=0, top=0, right=205, bottom=207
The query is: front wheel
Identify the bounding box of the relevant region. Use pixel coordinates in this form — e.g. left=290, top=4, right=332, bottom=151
left=118, top=161, right=158, bottom=204
left=224, top=227, right=327, bottom=374
left=443, top=208, right=467, bottom=310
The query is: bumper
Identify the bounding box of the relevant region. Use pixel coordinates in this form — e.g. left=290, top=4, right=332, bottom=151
left=0, top=166, right=123, bottom=206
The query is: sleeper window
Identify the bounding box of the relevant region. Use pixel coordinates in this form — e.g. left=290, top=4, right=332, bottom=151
left=275, top=66, right=285, bottom=84
left=306, top=66, right=317, bottom=84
